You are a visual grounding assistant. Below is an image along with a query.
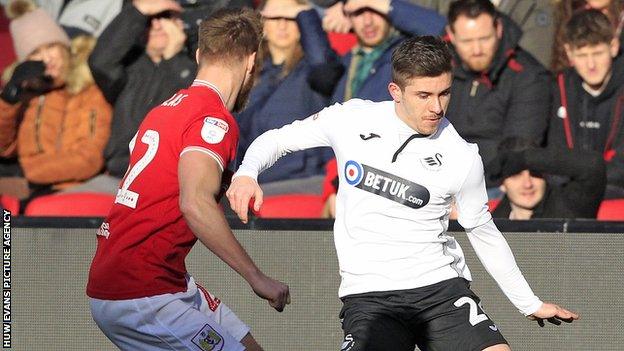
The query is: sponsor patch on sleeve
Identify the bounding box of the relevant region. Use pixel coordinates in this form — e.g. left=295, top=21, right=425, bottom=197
left=201, top=117, right=229, bottom=144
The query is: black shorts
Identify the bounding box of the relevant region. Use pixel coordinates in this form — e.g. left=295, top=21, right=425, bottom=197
left=339, top=278, right=508, bottom=351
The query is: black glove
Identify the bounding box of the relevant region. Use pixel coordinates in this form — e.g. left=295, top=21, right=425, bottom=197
left=0, top=61, right=50, bottom=104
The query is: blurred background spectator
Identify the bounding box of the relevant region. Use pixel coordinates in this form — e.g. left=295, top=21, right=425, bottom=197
left=0, top=0, right=111, bottom=201
left=177, top=0, right=255, bottom=53
left=547, top=9, right=624, bottom=198
left=77, top=0, right=256, bottom=194
left=491, top=137, right=606, bottom=219
left=1, top=0, right=621, bottom=218
left=235, top=0, right=334, bottom=190
left=0, top=0, right=125, bottom=37
left=84, top=0, right=195, bottom=193
left=552, top=0, right=624, bottom=73
left=410, top=0, right=555, bottom=69
left=304, top=0, right=446, bottom=103
left=444, top=0, right=551, bottom=196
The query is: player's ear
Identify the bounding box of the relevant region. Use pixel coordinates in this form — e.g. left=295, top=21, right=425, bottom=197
left=246, top=52, right=257, bottom=74
left=388, top=82, right=403, bottom=103
left=195, top=49, right=201, bottom=66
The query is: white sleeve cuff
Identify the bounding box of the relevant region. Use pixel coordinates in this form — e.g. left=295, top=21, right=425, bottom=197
left=522, top=300, right=544, bottom=317
left=232, top=164, right=259, bottom=182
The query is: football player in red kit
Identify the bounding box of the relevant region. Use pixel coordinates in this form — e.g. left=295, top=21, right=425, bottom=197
left=87, top=6, right=290, bottom=351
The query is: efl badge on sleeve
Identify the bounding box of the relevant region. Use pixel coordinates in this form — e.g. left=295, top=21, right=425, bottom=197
left=192, top=324, right=224, bottom=351
left=201, top=117, right=229, bottom=144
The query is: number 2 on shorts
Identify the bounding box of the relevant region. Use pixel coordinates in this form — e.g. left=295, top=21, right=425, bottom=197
left=115, top=130, right=160, bottom=209
left=454, top=296, right=489, bottom=326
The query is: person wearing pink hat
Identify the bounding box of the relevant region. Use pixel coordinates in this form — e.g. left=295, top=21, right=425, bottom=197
left=0, top=0, right=112, bottom=199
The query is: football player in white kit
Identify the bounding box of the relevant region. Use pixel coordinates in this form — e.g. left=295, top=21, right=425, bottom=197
left=227, top=36, right=579, bottom=351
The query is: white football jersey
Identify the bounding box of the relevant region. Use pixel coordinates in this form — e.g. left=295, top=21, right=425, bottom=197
left=236, top=99, right=542, bottom=315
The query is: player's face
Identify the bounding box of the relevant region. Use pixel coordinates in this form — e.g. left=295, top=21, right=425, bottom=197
left=263, top=0, right=301, bottom=51
left=389, top=72, right=452, bottom=136
left=566, top=41, right=618, bottom=89
left=349, top=9, right=391, bottom=49
left=502, top=170, right=547, bottom=210
left=447, top=14, right=501, bottom=72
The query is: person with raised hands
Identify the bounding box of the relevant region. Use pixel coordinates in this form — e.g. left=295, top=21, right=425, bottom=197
left=83, top=0, right=196, bottom=193
left=299, top=0, right=446, bottom=103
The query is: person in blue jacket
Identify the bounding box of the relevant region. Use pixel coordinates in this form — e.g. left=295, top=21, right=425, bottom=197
left=235, top=0, right=335, bottom=185
left=300, top=0, right=447, bottom=103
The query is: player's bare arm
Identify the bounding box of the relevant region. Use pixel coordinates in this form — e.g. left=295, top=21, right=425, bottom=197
left=178, top=151, right=290, bottom=312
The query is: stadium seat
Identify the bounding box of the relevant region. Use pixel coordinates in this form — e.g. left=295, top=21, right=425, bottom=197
left=24, top=192, right=114, bottom=217
left=0, top=9, right=16, bottom=75
left=327, top=32, right=357, bottom=56
left=597, top=199, right=624, bottom=220
left=487, top=198, right=501, bottom=212
left=253, top=193, right=323, bottom=219
left=0, top=194, right=20, bottom=215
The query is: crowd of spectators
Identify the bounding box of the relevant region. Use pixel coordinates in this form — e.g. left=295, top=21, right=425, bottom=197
left=0, top=0, right=622, bottom=220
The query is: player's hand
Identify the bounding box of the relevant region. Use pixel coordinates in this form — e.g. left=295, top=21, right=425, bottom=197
left=322, top=2, right=352, bottom=33
left=344, top=0, right=391, bottom=16
left=249, top=272, right=290, bottom=312
left=261, top=1, right=311, bottom=20
left=527, top=302, right=579, bottom=327
left=160, top=18, right=187, bottom=60
left=133, top=0, right=182, bottom=16
left=226, top=176, right=263, bottom=224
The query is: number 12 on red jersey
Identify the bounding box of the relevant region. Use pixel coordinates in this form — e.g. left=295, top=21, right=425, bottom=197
left=115, top=130, right=160, bottom=209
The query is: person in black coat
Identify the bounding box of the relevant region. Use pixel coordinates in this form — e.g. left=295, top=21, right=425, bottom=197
left=89, top=0, right=196, bottom=180
left=547, top=9, right=624, bottom=199
left=444, top=0, right=551, bottom=191
left=491, top=137, right=606, bottom=219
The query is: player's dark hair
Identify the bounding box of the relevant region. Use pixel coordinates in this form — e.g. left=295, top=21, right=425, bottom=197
left=197, top=7, right=263, bottom=66
left=391, top=36, right=452, bottom=89
left=448, top=0, right=498, bottom=30
left=564, top=9, right=614, bottom=49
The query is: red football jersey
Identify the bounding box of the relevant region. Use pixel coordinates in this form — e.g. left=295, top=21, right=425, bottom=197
left=87, top=80, right=238, bottom=300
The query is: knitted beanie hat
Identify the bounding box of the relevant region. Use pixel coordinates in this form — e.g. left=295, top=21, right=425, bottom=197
left=6, top=0, right=71, bottom=61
